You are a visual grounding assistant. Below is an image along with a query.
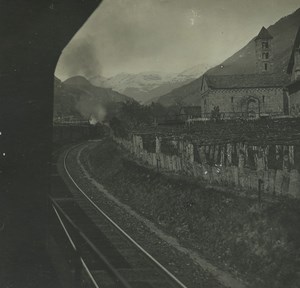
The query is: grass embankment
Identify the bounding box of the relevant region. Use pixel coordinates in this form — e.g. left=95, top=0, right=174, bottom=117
left=83, top=139, right=300, bottom=288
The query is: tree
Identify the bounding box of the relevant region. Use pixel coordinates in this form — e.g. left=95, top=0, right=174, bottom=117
left=211, top=106, right=221, bottom=121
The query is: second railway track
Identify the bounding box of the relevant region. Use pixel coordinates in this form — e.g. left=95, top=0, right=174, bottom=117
left=49, top=142, right=188, bottom=288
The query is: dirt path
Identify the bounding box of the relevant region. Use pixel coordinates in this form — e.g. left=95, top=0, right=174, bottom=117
left=77, top=143, right=247, bottom=288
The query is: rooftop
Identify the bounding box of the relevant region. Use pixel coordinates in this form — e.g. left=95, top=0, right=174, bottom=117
left=287, top=26, right=300, bottom=74
left=255, top=26, right=273, bottom=41
left=204, top=73, right=290, bottom=89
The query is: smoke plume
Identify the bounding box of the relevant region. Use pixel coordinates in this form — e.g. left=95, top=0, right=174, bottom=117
left=60, top=36, right=101, bottom=79
left=75, top=96, right=107, bottom=124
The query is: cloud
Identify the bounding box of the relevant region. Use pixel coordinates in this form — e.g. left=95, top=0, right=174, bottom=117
left=55, top=0, right=300, bottom=78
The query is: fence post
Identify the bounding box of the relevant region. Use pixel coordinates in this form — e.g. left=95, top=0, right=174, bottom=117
left=258, top=179, right=263, bottom=206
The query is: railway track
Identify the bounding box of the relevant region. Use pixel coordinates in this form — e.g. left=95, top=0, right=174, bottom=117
left=49, top=142, right=188, bottom=288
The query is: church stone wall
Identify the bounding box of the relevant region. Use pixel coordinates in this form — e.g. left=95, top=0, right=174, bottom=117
left=202, top=87, right=284, bottom=116
left=255, top=38, right=274, bottom=74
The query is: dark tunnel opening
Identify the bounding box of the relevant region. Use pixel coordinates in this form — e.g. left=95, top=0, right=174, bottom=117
left=0, top=1, right=102, bottom=287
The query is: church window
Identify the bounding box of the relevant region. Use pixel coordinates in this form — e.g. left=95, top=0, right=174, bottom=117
left=231, top=97, right=234, bottom=103
left=264, top=63, right=268, bottom=71
left=262, top=52, right=269, bottom=59
left=262, top=96, right=265, bottom=103
left=262, top=41, right=269, bottom=49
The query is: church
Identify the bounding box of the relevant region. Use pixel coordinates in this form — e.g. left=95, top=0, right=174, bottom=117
left=199, top=27, right=291, bottom=119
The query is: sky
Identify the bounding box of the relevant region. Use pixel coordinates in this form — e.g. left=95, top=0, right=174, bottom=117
left=55, top=0, right=300, bottom=80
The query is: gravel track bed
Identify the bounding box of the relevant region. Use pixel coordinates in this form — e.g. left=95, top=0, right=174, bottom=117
left=62, top=142, right=226, bottom=288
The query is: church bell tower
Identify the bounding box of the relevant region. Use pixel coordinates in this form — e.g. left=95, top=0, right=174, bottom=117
left=255, top=26, right=273, bottom=73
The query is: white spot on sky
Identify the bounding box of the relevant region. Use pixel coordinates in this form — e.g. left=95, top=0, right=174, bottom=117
left=189, top=9, right=202, bottom=27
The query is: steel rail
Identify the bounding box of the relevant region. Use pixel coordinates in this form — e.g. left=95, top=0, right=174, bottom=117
left=63, top=142, right=188, bottom=288
left=52, top=204, right=99, bottom=288
left=51, top=197, right=133, bottom=288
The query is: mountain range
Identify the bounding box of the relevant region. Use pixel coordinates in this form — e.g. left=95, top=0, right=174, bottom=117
left=155, top=8, right=300, bottom=106
left=88, top=63, right=210, bottom=104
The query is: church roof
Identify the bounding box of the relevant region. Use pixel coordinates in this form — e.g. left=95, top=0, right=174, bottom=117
left=204, top=73, right=290, bottom=89
left=255, top=27, right=273, bottom=40
left=287, top=26, right=300, bottom=74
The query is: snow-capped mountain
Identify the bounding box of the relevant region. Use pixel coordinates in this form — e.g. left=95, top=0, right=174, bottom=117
left=89, top=64, right=209, bottom=104
left=88, top=75, right=109, bottom=88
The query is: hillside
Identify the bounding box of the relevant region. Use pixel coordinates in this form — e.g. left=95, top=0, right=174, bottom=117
left=53, top=76, right=132, bottom=122
left=156, top=8, right=300, bottom=106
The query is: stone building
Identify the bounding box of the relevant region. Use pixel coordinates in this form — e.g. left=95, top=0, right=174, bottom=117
left=199, top=27, right=290, bottom=119
left=287, top=26, right=300, bottom=116
left=199, top=73, right=290, bottom=118
left=255, top=26, right=274, bottom=73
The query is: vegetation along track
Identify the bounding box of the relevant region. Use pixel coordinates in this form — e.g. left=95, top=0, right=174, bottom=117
left=49, top=141, right=189, bottom=288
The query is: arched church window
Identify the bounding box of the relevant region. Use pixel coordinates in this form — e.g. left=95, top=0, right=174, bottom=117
left=262, top=52, right=269, bottom=59
left=262, top=41, right=269, bottom=49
